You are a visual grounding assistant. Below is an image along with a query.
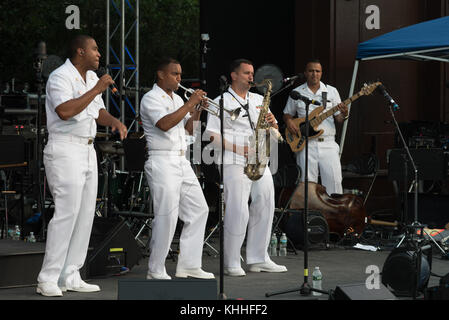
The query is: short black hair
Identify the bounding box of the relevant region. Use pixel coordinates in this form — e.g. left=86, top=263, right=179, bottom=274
left=67, top=34, right=94, bottom=59
left=229, top=58, right=253, bottom=74
left=305, top=58, right=322, bottom=67
left=154, top=57, right=180, bottom=82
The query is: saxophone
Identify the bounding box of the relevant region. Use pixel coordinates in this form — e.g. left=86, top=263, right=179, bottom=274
left=244, top=79, right=284, bottom=181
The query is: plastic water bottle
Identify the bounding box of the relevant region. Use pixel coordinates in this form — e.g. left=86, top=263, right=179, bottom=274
left=13, top=225, right=21, bottom=241
left=279, top=233, right=287, bottom=256
left=270, top=233, right=278, bottom=256
left=312, top=266, right=323, bottom=296
left=28, top=232, right=36, bottom=243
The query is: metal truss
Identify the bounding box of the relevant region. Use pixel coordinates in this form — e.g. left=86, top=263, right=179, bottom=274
left=106, top=0, right=140, bottom=131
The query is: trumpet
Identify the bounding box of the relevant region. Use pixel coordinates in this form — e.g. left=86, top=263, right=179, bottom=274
left=177, top=83, right=241, bottom=121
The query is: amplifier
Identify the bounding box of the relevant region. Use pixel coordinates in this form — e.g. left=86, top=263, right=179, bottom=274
left=387, top=148, right=447, bottom=181
left=0, top=135, right=25, bottom=166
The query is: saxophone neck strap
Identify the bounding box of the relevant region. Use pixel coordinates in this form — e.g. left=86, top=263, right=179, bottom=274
left=226, top=90, right=255, bottom=131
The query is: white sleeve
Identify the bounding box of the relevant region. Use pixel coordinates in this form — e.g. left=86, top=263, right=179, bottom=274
left=283, top=96, right=298, bottom=116
left=329, top=86, right=342, bottom=116
left=205, top=97, right=221, bottom=134
left=46, top=72, right=74, bottom=111
left=139, top=93, right=169, bottom=126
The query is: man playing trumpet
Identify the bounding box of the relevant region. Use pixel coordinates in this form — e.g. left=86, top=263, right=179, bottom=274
left=140, top=57, right=214, bottom=280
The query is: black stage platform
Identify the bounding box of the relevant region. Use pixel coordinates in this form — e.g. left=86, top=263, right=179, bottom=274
left=1, top=233, right=448, bottom=301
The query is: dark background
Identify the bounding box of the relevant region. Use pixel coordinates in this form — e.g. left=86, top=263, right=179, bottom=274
left=1, top=0, right=449, bottom=222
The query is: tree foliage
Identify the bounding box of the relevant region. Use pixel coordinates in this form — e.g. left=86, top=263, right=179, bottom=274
left=0, top=0, right=200, bottom=91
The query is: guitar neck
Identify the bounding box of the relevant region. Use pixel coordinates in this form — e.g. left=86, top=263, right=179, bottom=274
left=310, top=91, right=364, bottom=127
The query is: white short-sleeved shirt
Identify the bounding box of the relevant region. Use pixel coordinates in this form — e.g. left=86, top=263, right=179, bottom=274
left=45, top=58, right=105, bottom=138
left=283, top=81, right=341, bottom=137
left=205, top=87, right=271, bottom=165
left=140, top=84, right=190, bottom=151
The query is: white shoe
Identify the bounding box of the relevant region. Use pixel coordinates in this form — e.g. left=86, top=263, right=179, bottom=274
left=175, top=268, right=215, bottom=279
left=224, top=267, right=246, bottom=277
left=60, top=280, right=100, bottom=293
left=146, top=271, right=172, bottom=280
left=36, top=282, right=63, bottom=297
left=248, top=260, right=288, bottom=273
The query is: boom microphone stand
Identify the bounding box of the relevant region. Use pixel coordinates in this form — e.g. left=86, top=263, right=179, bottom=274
left=266, top=96, right=329, bottom=298
left=383, top=87, right=427, bottom=299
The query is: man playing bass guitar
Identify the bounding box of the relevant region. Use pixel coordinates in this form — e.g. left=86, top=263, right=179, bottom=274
left=283, top=59, right=348, bottom=195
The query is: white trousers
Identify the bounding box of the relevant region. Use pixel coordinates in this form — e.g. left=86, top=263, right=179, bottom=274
left=296, top=137, right=343, bottom=195
left=38, top=137, right=97, bottom=285
left=144, top=154, right=209, bottom=275
left=223, top=164, right=274, bottom=268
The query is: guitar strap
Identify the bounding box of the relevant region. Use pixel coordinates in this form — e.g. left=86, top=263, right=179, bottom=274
left=322, top=91, right=327, bottom=109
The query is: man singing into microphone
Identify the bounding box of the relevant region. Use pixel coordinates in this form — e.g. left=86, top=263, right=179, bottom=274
left=283, top=59, right=348, bottom=195
left=36, top=35, right=127, bottom=296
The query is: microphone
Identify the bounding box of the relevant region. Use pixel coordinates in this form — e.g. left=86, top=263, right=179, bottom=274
left=35, top=41, right=47, bottom=60
left=219, top=75, right=228, bottom=92
left=96, top=67, right=120, bottom=97
left=289, top=91, right=321, bottom=106
left=283, top=74, right=304, bottom=83
left=377, top=84, right=399, bottom=111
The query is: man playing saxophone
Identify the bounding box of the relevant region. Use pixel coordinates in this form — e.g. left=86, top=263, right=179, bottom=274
left=205, top=58, right=287, bottom=277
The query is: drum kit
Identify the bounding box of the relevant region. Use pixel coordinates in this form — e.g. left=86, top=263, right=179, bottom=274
left=93, top=130, right=221, bottom=256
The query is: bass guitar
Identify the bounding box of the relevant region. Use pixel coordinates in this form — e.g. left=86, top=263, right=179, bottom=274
left=285, top=82, right=381, bottom=152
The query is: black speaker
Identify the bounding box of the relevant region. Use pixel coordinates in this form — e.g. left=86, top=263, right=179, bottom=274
left=382, top=245, right=431, bottom=297
left=283, top=209, right=329, bottom=247
left=85, top=217, right=142, bottom=278
left=118, top=279, right=217, bottom=300
left=406, top=193, right=449, bottom=228
left=0, top=135, right=24, bottom=166
left=332, top=283, right=397, bottom=300
left=387, top=148, right=446, bottom=181
left=123, top=135, right=147, bottom=172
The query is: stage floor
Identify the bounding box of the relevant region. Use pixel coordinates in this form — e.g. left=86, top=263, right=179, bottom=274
left=0, top=235, right=448, bottom=301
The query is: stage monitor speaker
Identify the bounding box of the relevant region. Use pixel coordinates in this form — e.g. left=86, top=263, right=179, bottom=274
left=332, top=283, right=397, bottom=300
left=387, top=148, right=446, bottom=181
left=118, top=279, right=217, bottom=300
left=84, top=217, right=142, bottom=278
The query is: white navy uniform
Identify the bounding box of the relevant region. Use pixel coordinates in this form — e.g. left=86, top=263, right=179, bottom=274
left=140, top=84, right=209, bottom=276
left=283, top=81, right=343, bottom=195
left=38, top=59, right=104, bottom=287
left=205, top=88, right=276, bottom=269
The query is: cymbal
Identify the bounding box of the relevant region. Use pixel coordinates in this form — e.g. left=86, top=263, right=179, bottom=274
left=95, top=140, right=124, bottom=155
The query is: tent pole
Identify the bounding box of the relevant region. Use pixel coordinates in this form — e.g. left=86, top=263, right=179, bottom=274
left=339, top=59, right=359, bottom=158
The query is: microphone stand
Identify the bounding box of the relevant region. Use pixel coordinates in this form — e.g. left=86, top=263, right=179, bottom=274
left=270, top=79, right=296, bottom=99
left=388, top=103, right=418, bottom=229
left=34, top=49, right=47, bottom=241
left=266, top=98, right=329, bottom=298
left=388, top=101, right=426, bottom=299
left=218, top=78, right=228, bottom=300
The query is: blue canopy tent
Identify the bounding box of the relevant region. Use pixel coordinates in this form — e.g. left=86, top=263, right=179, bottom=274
left=340, top=16, right=449, bottom=156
